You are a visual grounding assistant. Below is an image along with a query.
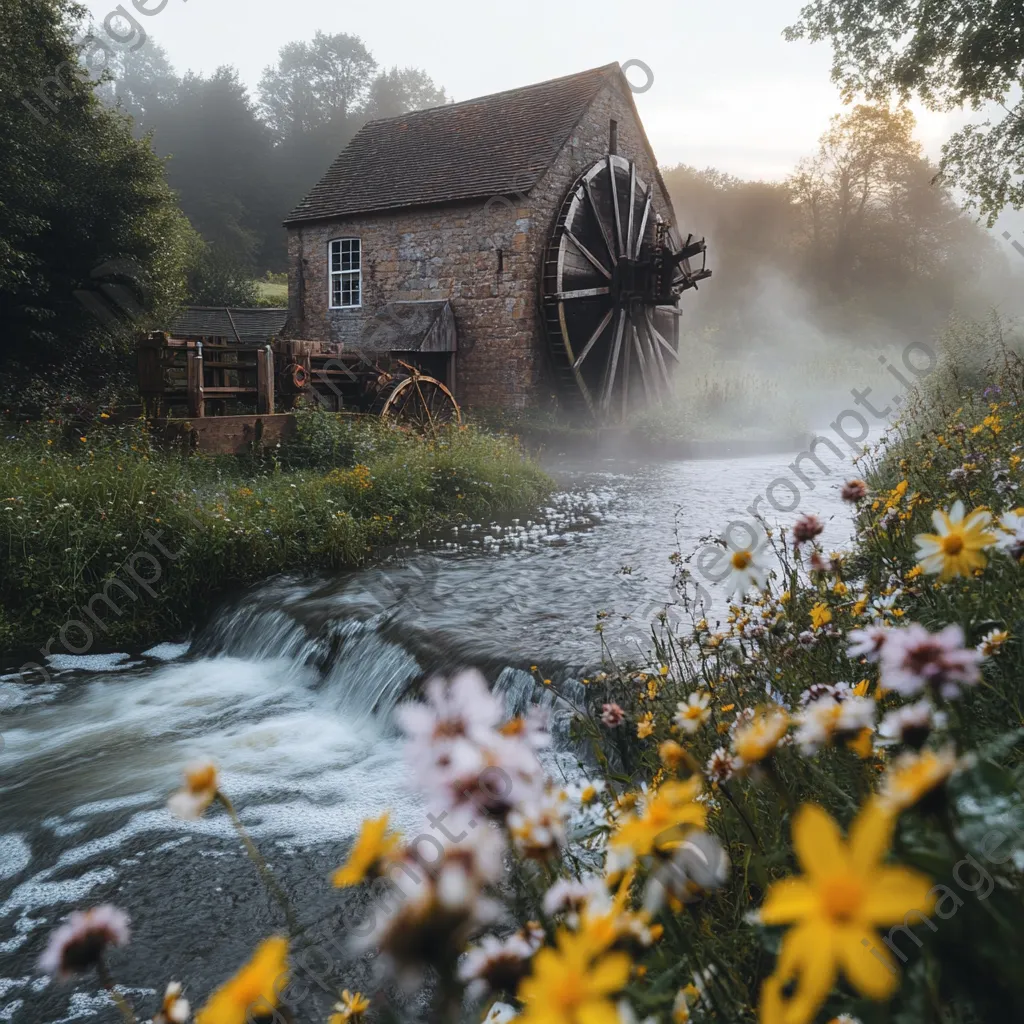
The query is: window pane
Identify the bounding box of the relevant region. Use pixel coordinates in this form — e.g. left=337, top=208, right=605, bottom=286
left=332, top=275, right=341, bottom=306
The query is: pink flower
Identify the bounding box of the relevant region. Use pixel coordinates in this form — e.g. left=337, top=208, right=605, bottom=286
left=847, top=625, right=889, bottom=663
left=879, top=623, right=982, bottom=700
left=600, top=702, right=626, bottom=727
left=792, top=513, right=825, bottom=548
left=841, top=479, right=868, bottom=502
left=39, top=905, right=130, bottom=979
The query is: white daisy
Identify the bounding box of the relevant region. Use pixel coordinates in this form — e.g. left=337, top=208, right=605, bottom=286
left=673, top=692, right=711, bottom=734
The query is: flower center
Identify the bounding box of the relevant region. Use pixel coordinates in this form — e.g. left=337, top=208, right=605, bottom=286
left=942, top=533, right=964, bottom=555
left=553, top=969, right=585, bottom=1008
left=731, top=551, right=752, bottom=570
left=820, top=876, right=864, bottom=921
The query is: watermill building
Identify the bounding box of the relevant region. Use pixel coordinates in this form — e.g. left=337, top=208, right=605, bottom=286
left=284, top=62, right=709, bottom=417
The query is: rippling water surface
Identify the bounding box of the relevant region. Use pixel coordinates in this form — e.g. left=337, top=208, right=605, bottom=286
left=0, top=440, right=867, bottom=1021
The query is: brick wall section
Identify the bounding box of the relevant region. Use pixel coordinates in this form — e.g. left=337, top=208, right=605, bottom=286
left=286, top=76, right=677, bottom=409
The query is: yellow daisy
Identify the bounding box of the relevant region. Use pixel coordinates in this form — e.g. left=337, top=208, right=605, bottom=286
left=195, top=937, right=288, bottom=1024
left=757, top=803, right=934, bottom=1024
left=332, top=813, right=401, bottom=888
left=913, top=501, right=996, bottom=581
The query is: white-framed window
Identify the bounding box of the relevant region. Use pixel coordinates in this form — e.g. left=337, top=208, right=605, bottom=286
left=329, top=238, right=361, bottom=308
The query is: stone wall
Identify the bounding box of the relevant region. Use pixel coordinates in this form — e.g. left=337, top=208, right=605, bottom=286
left=285, top=74, right=678, bottom=409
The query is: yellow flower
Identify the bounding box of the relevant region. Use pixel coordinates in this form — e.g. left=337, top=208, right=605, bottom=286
left=877, top=747, right=958, bottom=814
left=636, top=712, right=655, bottom=739
left=329, top=989, right=370, bottom=1022
left=832, top=580, right=848, bottom=596
left=978, top=628, right=1009, bottom=656
left=905, top=565, right=923, bottom=580
left=809, top=603, right=832, bottom=630
left=732, top=706, right=789, bottom=764
left=757, top=804, right=934, bottom=1024
left=196, top=937, right=289, bottom=1024
left=332, top=813, right=401, bottom=888
left=913, top=500, right=996, bottom=581
left=851, top=598, right=868, bottom=618
left=612, top=778, right=706, bottom=861
left=517, top=929, right=631, bottom=1024
left=659, top=739, right=688, bottom=771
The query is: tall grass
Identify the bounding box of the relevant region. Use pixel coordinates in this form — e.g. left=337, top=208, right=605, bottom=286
left=0, top=412, right=551, bottom=651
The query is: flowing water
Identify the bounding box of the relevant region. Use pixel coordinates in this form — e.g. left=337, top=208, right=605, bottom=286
left=0, top=439, right=867, bottom=1022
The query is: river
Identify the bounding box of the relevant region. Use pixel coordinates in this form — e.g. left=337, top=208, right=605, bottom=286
left=0, top=438, right=868, bottom=1022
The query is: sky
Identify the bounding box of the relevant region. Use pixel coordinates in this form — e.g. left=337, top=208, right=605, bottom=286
left=82, top=0, right=1024, bottom=248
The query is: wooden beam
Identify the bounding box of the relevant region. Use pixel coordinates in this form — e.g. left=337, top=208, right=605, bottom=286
left=551, top=287, right=611, bottom=301
left=583, top=179, right=617, bottom=267
left=626, top=162, right=637, bottom=259
left=572, top=307, right=615, bottom=370
left=601, top=309, right=626, bottom=411
left=607, top=155, right=624, bottom=258
left=565, top=228, right=612, bottom=280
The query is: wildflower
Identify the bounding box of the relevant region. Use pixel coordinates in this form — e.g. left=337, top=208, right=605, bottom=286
left=601, top=702, right=626, bottom=727
left=610, top=778, right=706, bottom=868
left=485, top=1003, right=519, bottom=1024
left=39, top=905, right=131, bottom=980
left=543, top=876, right=606, bottom=921
left=913, top=500, right=996, bottom=581
left=877, top=746, right=959, bottom=813
left=809, top=603, right=832, bottom=630
left=792, top=514, right=824, bottom=548
left=731, top=706, right=789, bottom=765
left=517, top=930, right=630, bottom=1024
left=869, top=591, right=902, bottom=620
left=508, top=786, right=571, bottom=859
left=672, top=987, right=694, bottom=1023
left=168, top=760, right=219, bottom=820
left=659, top=739, right=689, bottom=771
left=644, top=829, right=730, bottom=912
left=996, top=508, right=1024, bottom=561
left=847, top=625, right=888, bottom=663
left=978, top=628, right=1009, bottom=656
left=878, top=700, right=946, bottom=749
left=673, top=692, right=711, bottom=734
left=879, top=623, right=982, bottom=700
left=329, top=990, right=370, bottom=1022
left=566, top=778, right=606, bottom=805
left=195, top=937, right=288, bottom=1024
left=756, top=803, right=934, bottom=1023
left=154, top=982, right=190, bottom=1024
left=794, top=695, right=875, bottom=755
left=723, top=541, right=767, bottom=600
left=841, top=479, right=868, bottom=502
left=705, top=746, right=742, bottom=784
left=636, top=712, right=655, bottom=739
left=332, top=813, right=401, bottom=888
left=458, top=931, right=538, bottom=999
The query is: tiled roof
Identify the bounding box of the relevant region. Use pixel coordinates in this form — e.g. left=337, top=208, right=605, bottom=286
left=285, top=64, right=622, bottom=224
left=168, top=307, right=289, bottom=342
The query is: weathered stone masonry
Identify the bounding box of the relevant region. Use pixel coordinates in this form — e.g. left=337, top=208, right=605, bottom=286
left=286, top=72, right=676, bottom=409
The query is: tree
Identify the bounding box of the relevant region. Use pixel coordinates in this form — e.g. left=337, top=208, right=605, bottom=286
left=258, top=32, right=377, bottom=142
left=364, top=67, right=448, bottom=120
left=786, top=0, right=1024, bottom=222
left=0, top=0, right=196, bottom=368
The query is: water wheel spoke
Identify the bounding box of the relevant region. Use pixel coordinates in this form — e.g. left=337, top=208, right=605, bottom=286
left=644, top=309, right=681, bottom=362
left=572, top=307, right=615, bottom=371
left=583, top=178, right=617, bottom=267
left=635, top=185, right=653, bottom=256
left=551, top=287, right=611, bottom=301
left=564, top=228, right=612, bottom=280
left=631, top=316, right=653, bottom=404
left=621, top=323, right=631, bottom=422
left=607, top=155, right=624, bottom=259
left=626, top=162, right=637, bottom=260
left=600, top=309, right=626, bottom=411
left=641, top=315, right=671, bottom=399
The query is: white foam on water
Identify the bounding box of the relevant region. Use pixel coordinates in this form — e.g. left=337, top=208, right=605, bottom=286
left=0, top=836, right=30, bottom=881
left=45, top=653, right=137, bottom=673
left=142, top=642, right=191, bottom=662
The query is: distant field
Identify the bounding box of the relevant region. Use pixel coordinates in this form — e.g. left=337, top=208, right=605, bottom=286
left=255, top=280, right=288, bottom=303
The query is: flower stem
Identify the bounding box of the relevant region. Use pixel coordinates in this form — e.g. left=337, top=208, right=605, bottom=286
left=217, top=791, right=300, bottom=936
left=96, top=960, right=136, bottom=1024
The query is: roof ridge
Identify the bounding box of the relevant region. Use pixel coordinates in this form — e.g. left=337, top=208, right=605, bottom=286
left=359, top=62, right=620, bottom=128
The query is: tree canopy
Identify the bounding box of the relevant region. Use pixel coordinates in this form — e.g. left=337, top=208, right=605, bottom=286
left=785, top=0, right=1024, bottom=221
left=0, top=0, right=195, bottom=369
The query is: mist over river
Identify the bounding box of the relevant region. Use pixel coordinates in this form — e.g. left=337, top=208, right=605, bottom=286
left=0, top=438, right=869, bottom=1022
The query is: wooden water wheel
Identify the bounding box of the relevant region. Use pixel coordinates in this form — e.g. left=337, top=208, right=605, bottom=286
left=372, top=363, right=461, bottom=432
left=542, top=155, right=711, bottom=420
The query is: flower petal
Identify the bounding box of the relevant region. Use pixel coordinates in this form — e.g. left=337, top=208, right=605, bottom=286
left=848, top=799, right=894, bottom=869
left=948, top=500, right=965, bottom=524
left=759, top=879, right=817, bottom=925
left=862, top=867, right=936, bottom=925
left=577, top=999, right=622, bottom=1024
left=792, top=804, right=848, bottom=879
left=774, top=920, right=837, bottom=1024
left=835, top=926, right=900, bottom=999
left=587, top=952, right=632, bottom=995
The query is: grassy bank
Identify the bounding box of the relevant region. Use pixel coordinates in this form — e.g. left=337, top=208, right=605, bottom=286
left=0, top=411, right=551, bottom=654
